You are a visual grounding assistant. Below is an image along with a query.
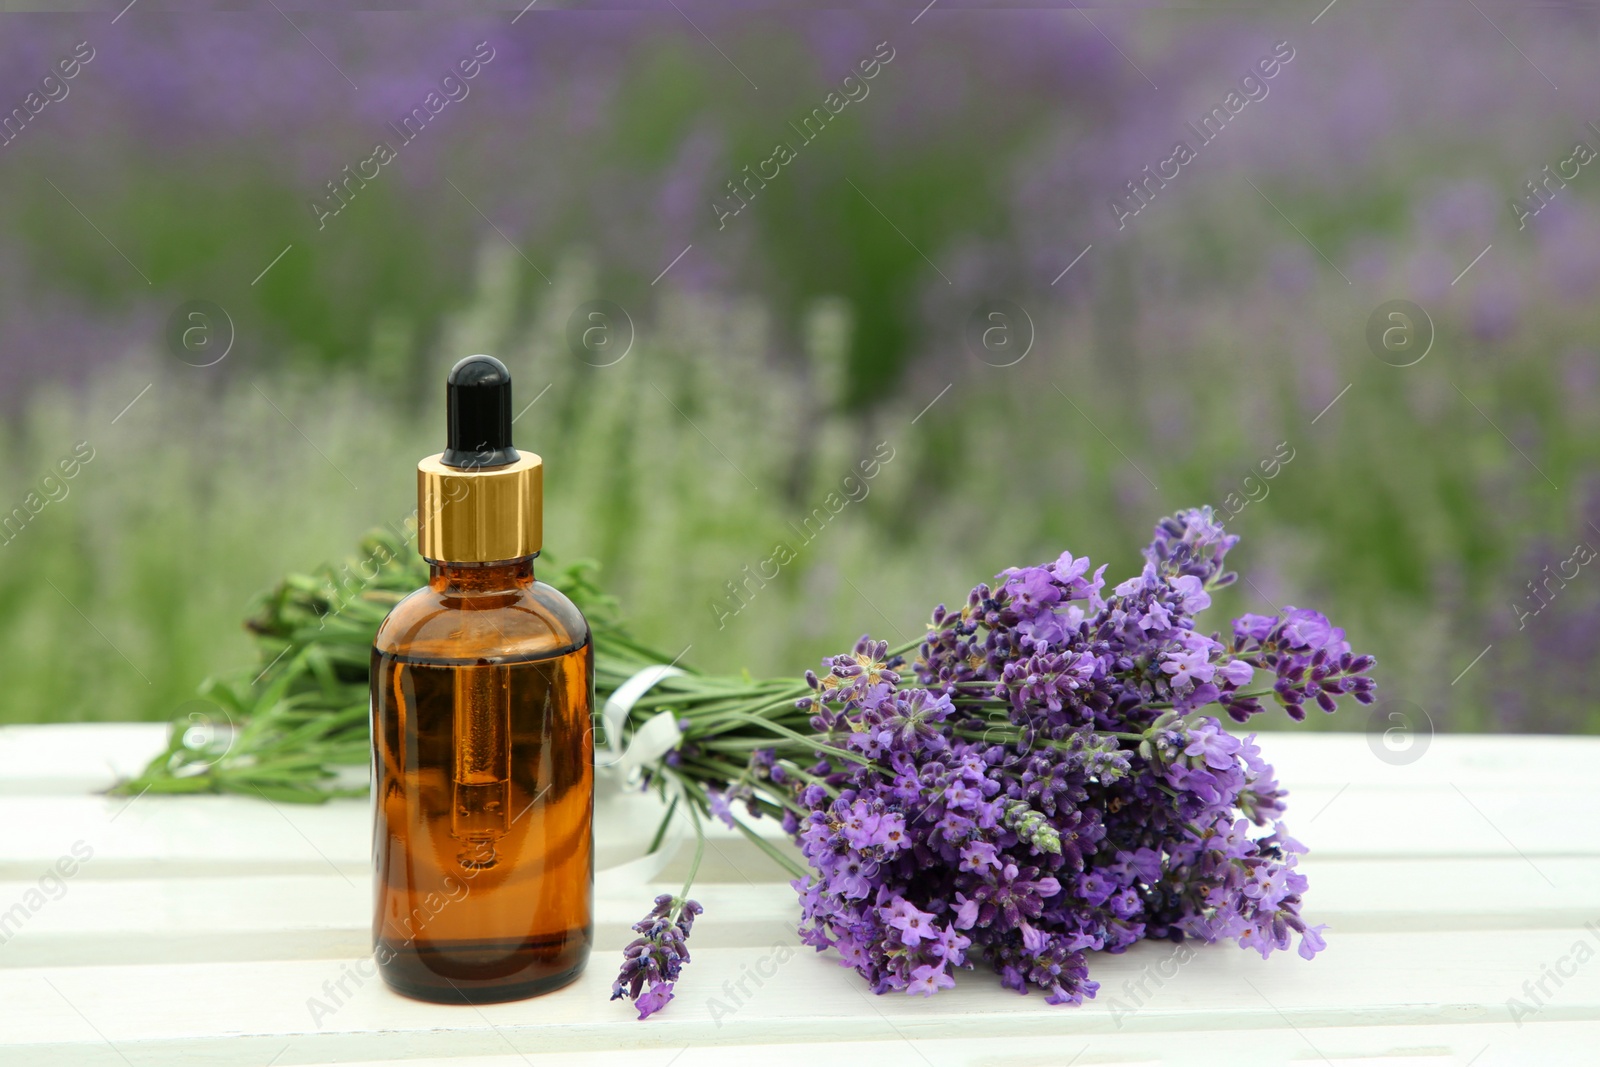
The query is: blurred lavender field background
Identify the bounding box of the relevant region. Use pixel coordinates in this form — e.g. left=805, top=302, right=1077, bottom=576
left=0, top=4, right=1595, bottom=732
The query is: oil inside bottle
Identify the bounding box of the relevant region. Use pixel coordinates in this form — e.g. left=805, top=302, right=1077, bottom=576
left=452, top=663, right=511, bottom=869
left=373, top=641, right=593, bottom=1003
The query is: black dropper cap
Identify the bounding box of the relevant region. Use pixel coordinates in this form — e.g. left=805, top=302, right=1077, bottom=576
left=440, top=355, right=521, bottom=470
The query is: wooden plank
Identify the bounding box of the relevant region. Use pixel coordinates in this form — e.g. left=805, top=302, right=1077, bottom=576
left=4, top=723, right=1596, bottom=795
left=2, top=928, right=1598, bottom=1063
left=0, top=792, right=676, bottom=880
left=3, top=856, right=1596, bottom=970
left=0, top=724, right=169, bottom=794
left=0, top=877, right=798, bottom=967
left=225, top=1024, right=1600, bottom=1067
left=1239, top=731, right=1600, bottom=789
left=2, top=774, right=1595, bottom=889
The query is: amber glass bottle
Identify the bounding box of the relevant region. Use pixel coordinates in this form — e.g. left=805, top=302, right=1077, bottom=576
left=372, top=355, right=593, bottom=1004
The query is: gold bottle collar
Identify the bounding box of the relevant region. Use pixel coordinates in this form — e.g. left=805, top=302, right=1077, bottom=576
left=416, top=452, right=543, bottom=563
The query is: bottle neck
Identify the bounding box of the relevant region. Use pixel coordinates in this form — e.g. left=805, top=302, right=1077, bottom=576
left=428, top=556, right=535, bottom=595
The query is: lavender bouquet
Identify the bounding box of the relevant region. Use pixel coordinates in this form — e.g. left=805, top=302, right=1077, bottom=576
left=613, top=507, right=1375, bottom=1016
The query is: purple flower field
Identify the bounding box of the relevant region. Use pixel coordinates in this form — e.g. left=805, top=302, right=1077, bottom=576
left=0, top=4, right=1596, bottom=731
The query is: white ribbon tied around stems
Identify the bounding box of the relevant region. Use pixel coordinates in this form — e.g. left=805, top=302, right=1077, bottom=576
left=596, top=664, right=689, bottom=882
left=599, top=664, right=687, bottom=784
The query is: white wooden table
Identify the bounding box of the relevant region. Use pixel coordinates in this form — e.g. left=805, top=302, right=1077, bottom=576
left=2, top=724, right=1599, bottom=1065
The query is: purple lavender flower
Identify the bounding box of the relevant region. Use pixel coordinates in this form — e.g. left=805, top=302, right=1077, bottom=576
left=612, top=894, right=703, bottom=1020
left=1003, top=566, right=1062, bottom=615
left=1142, top=506, right=1240, bottom=586
left=706, top=788, right=737, bottom=829
left=1225, top=605, right=1376, bottom=720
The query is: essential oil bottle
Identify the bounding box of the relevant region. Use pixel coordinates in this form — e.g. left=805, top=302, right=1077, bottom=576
left=371, top=354, right=593, bottom=1003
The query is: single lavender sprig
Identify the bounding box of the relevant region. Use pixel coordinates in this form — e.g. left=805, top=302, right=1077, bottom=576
left=611, top=893, right=704, bottom=1019
left=613, top=781, right=726, bottom=1022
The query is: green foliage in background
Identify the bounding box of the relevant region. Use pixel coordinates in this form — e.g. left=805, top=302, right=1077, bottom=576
left=2, top=240, right=1595, bottom=734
